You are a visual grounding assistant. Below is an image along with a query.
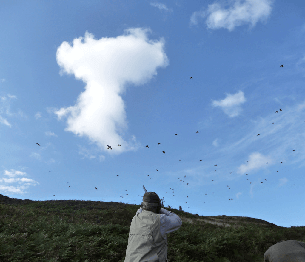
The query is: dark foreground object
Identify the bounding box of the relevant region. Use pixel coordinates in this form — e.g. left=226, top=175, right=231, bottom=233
left=264, top=240, right=305, bottom=262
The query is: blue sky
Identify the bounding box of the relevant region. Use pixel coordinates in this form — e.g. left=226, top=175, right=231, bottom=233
left=1, top=0, right=305, bottom=228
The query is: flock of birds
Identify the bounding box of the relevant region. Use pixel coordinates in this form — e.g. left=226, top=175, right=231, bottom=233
left=36, top=65, right=297, bottom=209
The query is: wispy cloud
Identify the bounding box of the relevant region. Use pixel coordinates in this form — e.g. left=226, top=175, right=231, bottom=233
left=190, top=0, right=275, bottom=31
left=150, top=2, right=173, bottom=12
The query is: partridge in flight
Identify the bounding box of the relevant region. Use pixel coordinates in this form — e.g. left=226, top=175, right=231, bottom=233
left=36, top=143, right=40, bottom=146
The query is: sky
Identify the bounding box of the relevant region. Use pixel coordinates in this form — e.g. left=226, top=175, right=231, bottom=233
left=1, top=0, right=305, bottom=228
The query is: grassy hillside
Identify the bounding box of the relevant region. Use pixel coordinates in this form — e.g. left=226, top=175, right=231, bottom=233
left=0, top=194, right=304, bottom=262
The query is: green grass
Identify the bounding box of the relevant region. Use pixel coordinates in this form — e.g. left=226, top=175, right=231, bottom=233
left=0, top=195, right=305, bottom=262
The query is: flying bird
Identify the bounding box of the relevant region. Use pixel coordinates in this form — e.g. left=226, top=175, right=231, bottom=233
left=214, top=164, right=217, bottom=166
left=162, top=151, right=165, bottom=153
left=196, top=131, right=199, bottom=133
left=257, top=134, right=260, bottom=136
left=275, top=111, right=278, bottom=113
left=95, top=187, right=97, bottom=189
left=118, top=144, right=121, bottom=146
left=158, top=143, right=161, bottom=145
left=190, top=77, right=192, bottom=79
left=36, top=143, right=40, bottom=146
left=156, top=169, right=158, bottom=171
left=200, top=160, right=202, bottom=161
left=146, top=145, right=149, bottom=148
left=280, top=65, right=283, bottom=67
left=175, top=134, right=177, bottom=135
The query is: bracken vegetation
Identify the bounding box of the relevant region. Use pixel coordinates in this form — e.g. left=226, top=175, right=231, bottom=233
left=0, top=194, right=304, bottom=262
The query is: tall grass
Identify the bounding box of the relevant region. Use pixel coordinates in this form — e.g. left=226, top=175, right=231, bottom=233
left=0, top=195, right=304, bottom=262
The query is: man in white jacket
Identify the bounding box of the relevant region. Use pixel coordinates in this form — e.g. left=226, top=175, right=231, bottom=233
left=124, top=191, right=182, bottom=262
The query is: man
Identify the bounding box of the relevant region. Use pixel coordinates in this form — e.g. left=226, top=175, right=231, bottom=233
left=124, top=192, right=182, bottom=262
left=264, top=240, right=305, bottom=262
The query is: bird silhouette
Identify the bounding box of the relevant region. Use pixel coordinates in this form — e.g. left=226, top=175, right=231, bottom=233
left=190, top=77, right=192, bottom=79
left=156, top=169, right=158, bottom=171
left=200, top=160, right=202, bottom=161
left=146, top=145, right=149, bottom=148
left=175, top=134, right=177, bottom=135
left=162, top=151, right=165, bottom=154
left=272, top=123, right=274, bottom=124
left=118, top=144, right=121, bottom=146
left=214, top=164, right=217, bottom=166
left=257, top=134, right=260, bottom=136
left=275, top=111, right=278, bottom=113
left=280, top=65, right=283, bottom=67
left=36, top=143, right=40, bottom=146
left=179, top=160, right=181, bottom=161
left=158, top=143, right=161, bottom=145
left=107, top=145, right=112, bottom=150
left=95, top=187, right=97, bottom=189
left=53, top=195, right=55, bottom=196
left=196, top=131, right=199, bottom=133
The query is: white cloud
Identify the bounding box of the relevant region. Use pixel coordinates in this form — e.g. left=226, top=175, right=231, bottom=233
left=0, top=169, right=40, bottom=195
left=54, top=28, right=169, bottom=155
left=211, top=90, right=247, bottom=117
left=45, top=131, right=58, bottom=137
left=150, top=2, right=173, bottom=12
left=190, top=0, right=274, bottom=31
left=0, top=115, right=11, bottom=127
left=35, top=112, right=42, bottom=119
